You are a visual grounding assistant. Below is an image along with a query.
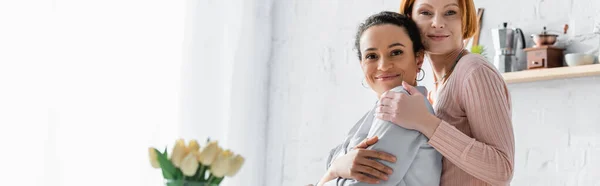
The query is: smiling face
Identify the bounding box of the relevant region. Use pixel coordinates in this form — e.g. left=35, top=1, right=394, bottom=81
left=359, top=24, right=424, bottom=96
left=410, top=0, right=465, bottom=54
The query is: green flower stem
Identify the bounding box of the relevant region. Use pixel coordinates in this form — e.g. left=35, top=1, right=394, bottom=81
left=207, top=174, right=215, bottom=184
left=196, top=165, right=206, bottom=181
left=200, top=165, right=208, bottom=181
left=215, top=177, right=225, bottom=185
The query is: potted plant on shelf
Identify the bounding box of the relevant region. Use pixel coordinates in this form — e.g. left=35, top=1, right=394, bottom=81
left=470, top=44, right=488, bottom=58
left=149, top=139, right=245, bottom=186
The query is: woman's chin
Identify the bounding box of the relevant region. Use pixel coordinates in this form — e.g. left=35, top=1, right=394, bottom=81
left=425, top=46, right=455, bottom=55
left=424, top=40, right=461, bottom=54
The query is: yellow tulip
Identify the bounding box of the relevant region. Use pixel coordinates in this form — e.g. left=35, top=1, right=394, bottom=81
left=188, top=139, right=200, bottom=152
left=226, top=154, right=245, bottom=177
left=170, top=139, right=187, bottom=167
left=148, top=147, right=161, bottom=169
left=180, top=152, right=199, bottom=176
left=197, top=141, right=220, bottom=165
left=210, top=149, right=233, bottom=177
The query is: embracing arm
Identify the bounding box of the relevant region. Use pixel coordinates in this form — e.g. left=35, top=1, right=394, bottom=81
left=422, top=65, right=515, bottom=185
left=331, top=122, right=440, bottom=186
left=335, top=90, right=441, bottom=186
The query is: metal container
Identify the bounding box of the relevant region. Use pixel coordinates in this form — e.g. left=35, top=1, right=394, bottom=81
left=531, top=27, right=558, bottom=47
left=491, top=22, right=526, bottom=72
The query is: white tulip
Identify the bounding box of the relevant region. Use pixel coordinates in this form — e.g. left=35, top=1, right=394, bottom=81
left=210, top=149, right=232, bottom=177
left=226, top=154, right=245, bottom=177
left=170, top=139, right=187, bottom=167
left=188, top=139, right=200, bottom=152
left=197, top=141, right=220, bottom=165
left=148, top=147, right=161, bottom=169
left=180, top=152, right=199, bottom=176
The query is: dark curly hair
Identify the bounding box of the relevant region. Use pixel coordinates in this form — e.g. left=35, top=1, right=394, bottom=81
left=354, top=11, right=424, bottom=60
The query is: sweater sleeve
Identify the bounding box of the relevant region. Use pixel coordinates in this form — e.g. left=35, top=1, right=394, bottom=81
left=428, top=64, right=515, bottom=185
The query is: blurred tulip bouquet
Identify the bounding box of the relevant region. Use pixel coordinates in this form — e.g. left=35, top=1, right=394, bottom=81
left=149, top=139, right=245, bottom=186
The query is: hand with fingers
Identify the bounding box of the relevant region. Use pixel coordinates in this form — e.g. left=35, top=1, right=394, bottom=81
left=375, top=81, right=441, bottom=138
left=327, top=136, right=397, bottom=184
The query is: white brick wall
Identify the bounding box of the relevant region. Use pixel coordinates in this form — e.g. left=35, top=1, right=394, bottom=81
left=509, top=78, right=600, bottom=185
left=266, top=0, right=600, bottom=186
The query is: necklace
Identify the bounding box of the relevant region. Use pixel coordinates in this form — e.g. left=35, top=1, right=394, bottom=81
left=433, top=50, right=465, bottom=85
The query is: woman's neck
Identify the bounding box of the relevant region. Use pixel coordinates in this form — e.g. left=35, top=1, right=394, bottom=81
left=427, top=47, right=466, bottom=82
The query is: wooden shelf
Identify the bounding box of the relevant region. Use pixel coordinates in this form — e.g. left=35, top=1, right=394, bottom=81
left=502, top=64, right=600, bottom=84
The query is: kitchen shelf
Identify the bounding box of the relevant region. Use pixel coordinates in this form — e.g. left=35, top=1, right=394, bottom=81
left=502, top=64, right=600, bottom=84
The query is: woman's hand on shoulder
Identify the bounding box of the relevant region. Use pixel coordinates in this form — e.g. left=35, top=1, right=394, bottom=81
left=327, top=136, right=396, bottom=184
left=376, top=81, right=441, bottom=137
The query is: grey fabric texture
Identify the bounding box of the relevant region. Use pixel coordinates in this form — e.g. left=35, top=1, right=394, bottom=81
left=320, top=86, right=442, bottom=186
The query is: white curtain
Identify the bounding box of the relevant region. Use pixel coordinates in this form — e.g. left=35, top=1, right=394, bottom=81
left=181, top=0, right=272, bottom=185
left=0, top=0, right=271, bottom=186
left=0, top=0, right=183, bottom=186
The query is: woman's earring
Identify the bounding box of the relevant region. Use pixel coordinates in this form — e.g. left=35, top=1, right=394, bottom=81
left=416, top=68, right=425, bottom=81
left=361, top=78, right=369, bottom=88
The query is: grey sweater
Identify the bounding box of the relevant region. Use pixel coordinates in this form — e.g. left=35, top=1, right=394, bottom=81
left=320, top=86, right=442, bottom=186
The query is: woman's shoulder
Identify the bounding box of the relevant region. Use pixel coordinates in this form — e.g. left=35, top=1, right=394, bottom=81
left=453, top=53, right=504, bottom=83
left=444, top=53, right=510, bottom=108
left=455, top=53, right=498, bottom=74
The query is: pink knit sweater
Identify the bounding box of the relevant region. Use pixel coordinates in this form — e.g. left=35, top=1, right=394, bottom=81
left=427, top=53, right=515, bottom=186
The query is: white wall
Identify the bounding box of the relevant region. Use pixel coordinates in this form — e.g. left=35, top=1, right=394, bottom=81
left=509, top=77, right=600, bottom=185
left=266, top=0, right=600, bottom=186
